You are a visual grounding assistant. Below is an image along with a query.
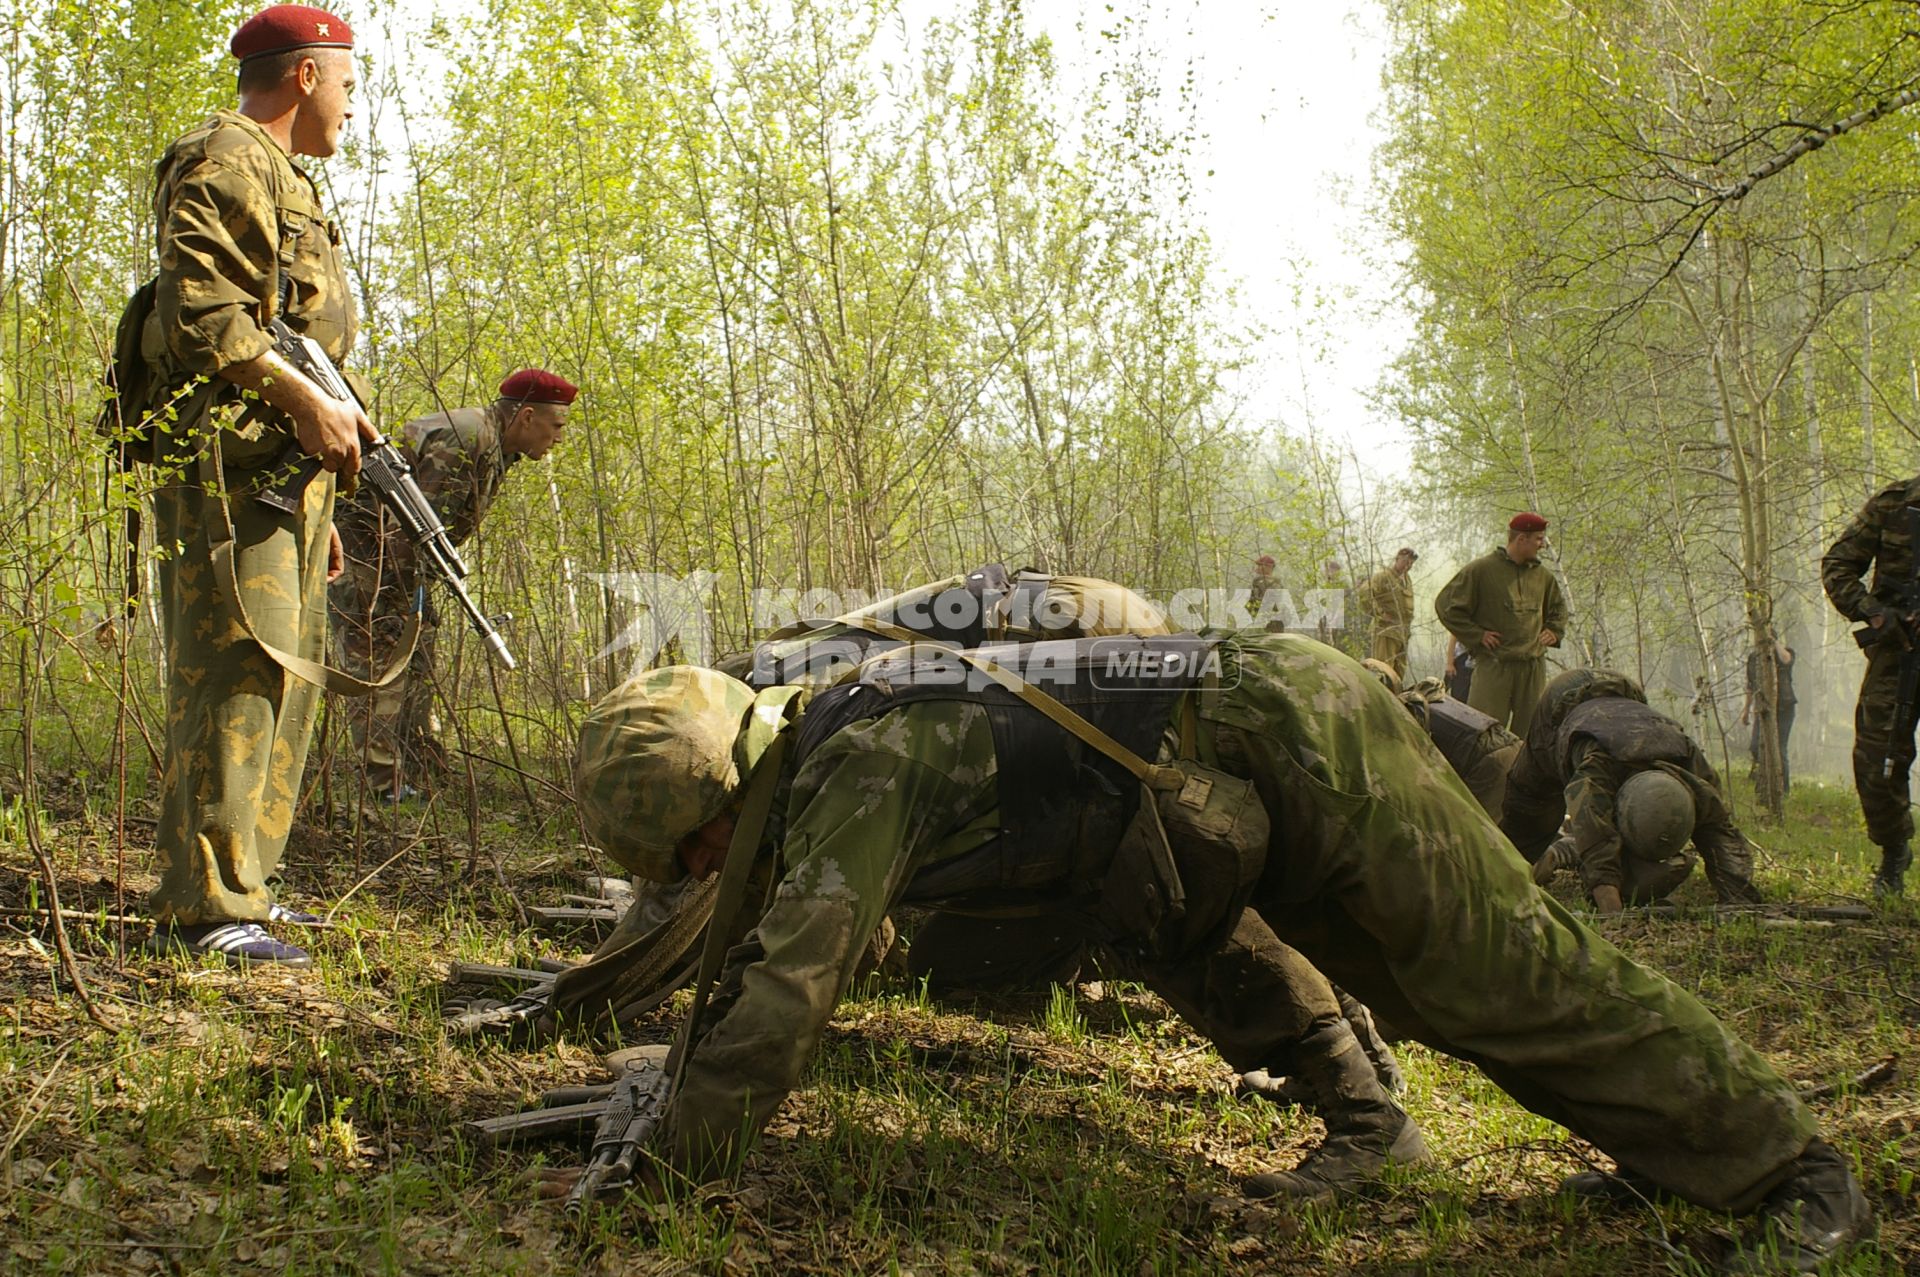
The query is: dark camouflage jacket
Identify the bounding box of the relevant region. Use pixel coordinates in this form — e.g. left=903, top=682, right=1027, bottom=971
left=1822, top=477, right=1920, bottom=622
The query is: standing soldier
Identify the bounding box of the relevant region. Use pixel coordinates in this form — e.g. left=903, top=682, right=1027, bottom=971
left=1434, top=512, right=1568, bottom=736
left=140, top=5, right=372, bottom=966
left=1247, top=554, right=1277, bottom=617
left=1740, top=637, right=1797, bottom=793
left=1822, top=478, right=1920, bottom=896
left=329, top=369, right=576, bottom=799
left=1357, top=547, right=1417, bottom=678
left=1315, top=559, right=1356, bottom=655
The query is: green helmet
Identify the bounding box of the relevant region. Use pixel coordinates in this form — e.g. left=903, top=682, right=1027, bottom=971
left=573, top=667, right=796, bottom=882
left=1616, top=770, right=1696, bottom=862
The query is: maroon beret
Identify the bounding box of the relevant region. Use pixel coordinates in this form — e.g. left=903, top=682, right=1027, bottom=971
left=1508, top=511, right=1549, bottom=533
left=1254, top=554, right=1276, bottom=568
left=230, top=5, right=353, bottom=61
left=498, top=368, right=579, bottom=406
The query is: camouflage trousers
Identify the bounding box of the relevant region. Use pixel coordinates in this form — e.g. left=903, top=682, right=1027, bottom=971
left=149, top=466, right=334, bottom=924
left=1850, top=644, right=1915, bottom=849
left=1215, top=633, right=1814, bottom=1213
left=1466, top=654, right=1546, bottom=736
left=1368, top=624, right=1409, bottom=680
left=326, top=540, right=443, bottom=793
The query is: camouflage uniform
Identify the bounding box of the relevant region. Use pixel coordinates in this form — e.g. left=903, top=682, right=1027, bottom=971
left=1502, top=672, right=1760, bottom=906
left=142, top=111, right=357, bottom=924
left=328, top=404, right=519, bottom=790
left=581, top=636, right=1817, bottom=1213
left=1248, top=567, right=1276, bottom=620
left=1434, top=547, right=1568, bottom=736
left=1358, top=566, right=1414, bottom=678
left=1821, top=478, right=1920, bottom=856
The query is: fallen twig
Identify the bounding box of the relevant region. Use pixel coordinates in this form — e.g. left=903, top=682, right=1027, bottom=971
left=1797, top=1056, right=1899, bottom=1102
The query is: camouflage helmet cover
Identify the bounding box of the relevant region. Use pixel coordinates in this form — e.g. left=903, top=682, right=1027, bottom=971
left=573, top=666, right=758, bottom=881
left=1616, top=769, right=1697, bottom=862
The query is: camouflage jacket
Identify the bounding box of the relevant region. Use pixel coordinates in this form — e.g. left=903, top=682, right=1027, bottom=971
left=144, top=110, right=358, bottom=468
left=1434, top=548, right=1568, bottom=662
left=1359, top=567, right=1414, bottom=634
left=660, top=632, right=1478, bottom=1181
left=1503, top=695, right=1701, bottom=886
left=335, top=403, right=518, bottom=570
left=1822, top=476, right=1920, bottom=622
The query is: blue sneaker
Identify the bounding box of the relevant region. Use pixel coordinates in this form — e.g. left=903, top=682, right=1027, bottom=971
left=146, top=921, right=313, bottom=969
left=267, top=902, right=328, bottom=927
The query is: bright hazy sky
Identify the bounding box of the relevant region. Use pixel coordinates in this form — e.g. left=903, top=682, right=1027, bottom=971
left=360, top=0, right=1411, bottom=477
left=1027, top=1, right=1411, bottom=477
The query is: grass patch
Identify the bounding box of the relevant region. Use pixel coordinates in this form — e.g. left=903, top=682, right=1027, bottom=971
left=0, top=771, right=1913, bottom=1273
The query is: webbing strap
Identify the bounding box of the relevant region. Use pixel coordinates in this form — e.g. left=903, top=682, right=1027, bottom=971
left=201, top=432, right=417, bottom=697
left=670, top=731, right=790, bottom=1089
left=832, top=612, right=1185, bottom=790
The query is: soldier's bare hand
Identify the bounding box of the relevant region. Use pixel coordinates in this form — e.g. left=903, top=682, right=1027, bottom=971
left=1539, top=628, right=1559, bottom=647
left=327, top=524, right=345, bottom=582
left=1481, top=631, right=1503, bottom=651
left=1869, top=613, right=1887, bottom=630
left=1591, top=885, right=1624, bottom=915
left=296, top=395, right=375, bottom=478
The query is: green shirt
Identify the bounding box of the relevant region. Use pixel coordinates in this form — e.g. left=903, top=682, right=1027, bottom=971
left=1434, top=547, right=1569, bottom=662
left=144, top=110, right=358, bottom=467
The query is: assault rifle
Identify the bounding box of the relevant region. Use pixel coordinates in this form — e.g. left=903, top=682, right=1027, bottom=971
left=1851, top=504, right=1920, bottom=779
left=565, top=1064, right=671, bottom=1213
left=467, top=1059, right=672, bottom=1213
left=256, top=318, right=516, bottom=670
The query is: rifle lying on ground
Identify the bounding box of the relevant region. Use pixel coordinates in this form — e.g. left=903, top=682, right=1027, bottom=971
left=255, top=317, right=515, bottom=670
left=466, top=1057, right=672, bottom=1214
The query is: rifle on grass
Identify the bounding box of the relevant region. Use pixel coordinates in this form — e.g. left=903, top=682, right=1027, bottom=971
left=255, top=318, right=515, bottom=670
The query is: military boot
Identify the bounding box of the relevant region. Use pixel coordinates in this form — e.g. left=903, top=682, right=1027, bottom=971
left=1723, top=1139, right=1874, bottom=1273
left=1242, top=1020, right=1430, bottom=1201
left=1239, top=997, right=1407, bottom=1106
left=1871, top=842, right=1910, bottom=896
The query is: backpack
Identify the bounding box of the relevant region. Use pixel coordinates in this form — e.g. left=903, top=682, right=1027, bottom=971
left=94, top=276, right=162, bottom=466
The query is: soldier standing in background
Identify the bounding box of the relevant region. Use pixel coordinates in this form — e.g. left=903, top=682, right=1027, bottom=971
left=141, top=5, right=372, bottom=967
left=1740, top=638, right=1797, bottom=793
left=1247, top=554, right=1277, bottom=617
left=1822, top=478, right=1920, bottom=896
left=1357, top=547, right=1417, bottom=678
left=1315, top=558, right=1356, bottom=655
left=329, top=369, right=576, bottom=800
left=1434, top=512, right=1568, bottom=736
